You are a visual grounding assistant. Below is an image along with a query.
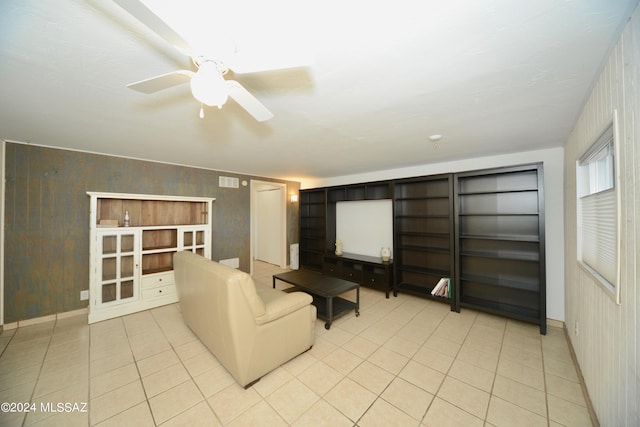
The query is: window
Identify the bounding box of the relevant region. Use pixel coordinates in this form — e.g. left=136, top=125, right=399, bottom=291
left=576, top=111, right=620, bottom=303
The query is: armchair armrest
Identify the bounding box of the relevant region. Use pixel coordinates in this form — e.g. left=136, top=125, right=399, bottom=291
left=255, top=291, right=313, bottom=325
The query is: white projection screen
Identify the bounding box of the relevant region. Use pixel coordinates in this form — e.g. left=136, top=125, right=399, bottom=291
left=335, top=199, right=393, bottom=259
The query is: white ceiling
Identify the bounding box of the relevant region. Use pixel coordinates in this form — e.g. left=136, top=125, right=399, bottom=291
left=1, top=0, right=637, bottom=184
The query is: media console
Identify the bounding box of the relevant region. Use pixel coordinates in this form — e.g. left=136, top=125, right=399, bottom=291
left=323, top=252, right=393, bottom=298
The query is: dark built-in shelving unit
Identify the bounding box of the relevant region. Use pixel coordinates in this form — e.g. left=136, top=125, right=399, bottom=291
left=324, top=181, right=393, bottom=255
left=393, top=174, right=455, bottom=309
left=320, top=181, right=394, bottom=295
left=454, top=163, right=546, bottom=334
left=299, top=162, right=547, bottom=334
left=299, top=189, right=326, bottom=271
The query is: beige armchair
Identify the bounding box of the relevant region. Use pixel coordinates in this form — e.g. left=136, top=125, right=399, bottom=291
left=173, top=251, right=316, bottom=388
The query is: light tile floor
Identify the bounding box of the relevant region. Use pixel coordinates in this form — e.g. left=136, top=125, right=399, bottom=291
left=0, top=261, right=594, bottom=426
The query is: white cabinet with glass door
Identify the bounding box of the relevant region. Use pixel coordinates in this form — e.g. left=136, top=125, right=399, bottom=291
left=180, top=226, right=208, bottom=255
left=94, top=229, right=139, bottom=308
left=87, top=192, right=214, bottom=323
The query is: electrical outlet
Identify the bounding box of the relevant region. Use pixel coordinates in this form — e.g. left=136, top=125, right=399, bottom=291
left=574, top=320, right=579, bottom=336
left=80, top=290, right=89, bottom=301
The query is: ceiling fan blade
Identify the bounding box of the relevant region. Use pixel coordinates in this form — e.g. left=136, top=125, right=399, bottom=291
left=226, top=51, right=314, bottom=74
left=127, top=70, right=193, bottom=94
left=113, top=0, right=192, bottom=55
left=226, top=80, right=274, bottom=122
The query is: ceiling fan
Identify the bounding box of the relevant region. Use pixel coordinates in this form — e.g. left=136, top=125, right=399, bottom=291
left=113, top=0, right=312, bottom=121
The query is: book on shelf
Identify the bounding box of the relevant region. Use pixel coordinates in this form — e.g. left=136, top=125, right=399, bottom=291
left=431, top=277, right=451, bottom=298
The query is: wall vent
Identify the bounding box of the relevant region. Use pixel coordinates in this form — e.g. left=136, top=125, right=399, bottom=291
left=219, top=258, right=240, bottom=268
left=219, top=176, right=239, bottom=188
left=290, top=243, right=299, bottom=270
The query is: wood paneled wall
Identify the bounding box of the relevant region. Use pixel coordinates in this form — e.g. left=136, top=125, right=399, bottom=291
left=563, top=5, right=639, bottom=426
left=3, top=144, right=299, bottom=323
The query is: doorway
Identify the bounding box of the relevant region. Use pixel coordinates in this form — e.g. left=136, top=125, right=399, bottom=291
left=250, top=180, right=287, bottom=274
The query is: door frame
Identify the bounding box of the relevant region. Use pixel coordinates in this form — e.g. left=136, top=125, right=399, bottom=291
left=250, top=180, right=287, bottom=274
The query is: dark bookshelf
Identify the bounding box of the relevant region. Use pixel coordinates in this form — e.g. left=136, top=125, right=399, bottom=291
left=454, top=163, right=546, bottom=334
left=299, top=189, right=326, bottom=271
left=393, top=174, right=456, bottom=308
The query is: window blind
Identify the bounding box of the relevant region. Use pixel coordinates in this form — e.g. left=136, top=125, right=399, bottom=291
left=577, top=117, right=619, bottom=294
left=580, top=188, right=617, bottom=285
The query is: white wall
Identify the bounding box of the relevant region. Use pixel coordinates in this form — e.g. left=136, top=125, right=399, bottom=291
left=336, top=199, right=394, bottom=258
left=563, top=5, right=640, bottom=426
left=303, top=146, right=565, bottom=322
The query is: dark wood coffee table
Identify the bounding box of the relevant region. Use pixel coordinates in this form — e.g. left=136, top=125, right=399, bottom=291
left=273, top=269, right=360, bottom=329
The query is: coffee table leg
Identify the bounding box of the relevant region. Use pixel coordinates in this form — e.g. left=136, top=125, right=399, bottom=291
left=325, top=297, right=333, bottom=329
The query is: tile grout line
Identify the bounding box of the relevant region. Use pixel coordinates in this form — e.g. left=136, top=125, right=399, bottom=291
left=350, top=302, right=437, bottom=426
left=88, top=316, right=138, bottom=426
left=415, top=306, right=462, bottom=425
left=258, top=290, right=426, bottom=425
left=148, top=306, right=219, bottom=427
left=24, top=319, right=57, bottom=427
left=431, top=310, right=488, bottom=424
left=137, top=312, right=162, bottom=426
left=482, top=315, right=508, bottom=426
left=541, top=332, right=551, bottom=427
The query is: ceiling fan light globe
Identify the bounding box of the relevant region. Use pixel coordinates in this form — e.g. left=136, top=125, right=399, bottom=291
left=190, top=62, right=228, bottom=108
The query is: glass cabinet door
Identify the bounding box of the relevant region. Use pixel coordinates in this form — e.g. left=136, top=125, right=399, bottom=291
left=96, top=230, right=138, bottom=305
left=179, top=228, right=207, bottom=257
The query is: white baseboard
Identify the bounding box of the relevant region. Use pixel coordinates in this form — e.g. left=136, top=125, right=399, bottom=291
left=547, top=318, right=564, bottom=329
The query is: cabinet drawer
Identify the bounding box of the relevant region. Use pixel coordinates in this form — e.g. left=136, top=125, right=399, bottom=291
left=364, top=271, right=387, bottom=290
left=142, top=284, right=176, bottom=299
left=323, top=263, right=339, bottom=276
left=141, top=272, right=175, bottom=289
left=340, top=267, right=363, bottom=283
